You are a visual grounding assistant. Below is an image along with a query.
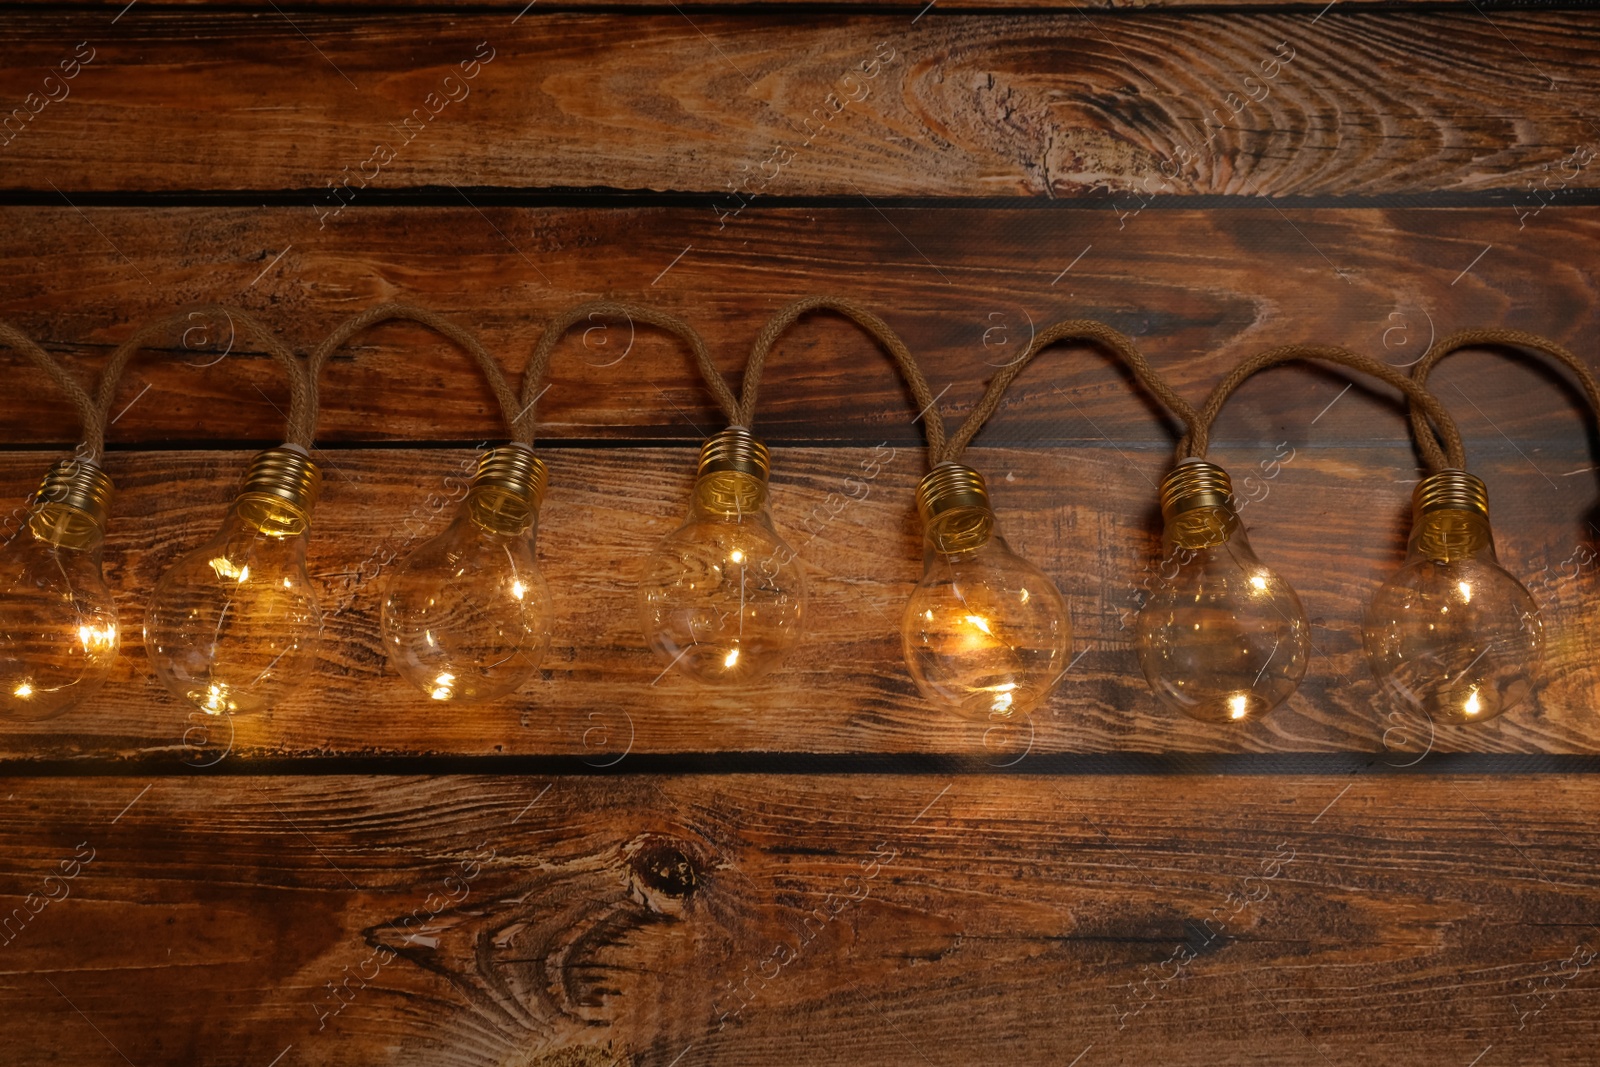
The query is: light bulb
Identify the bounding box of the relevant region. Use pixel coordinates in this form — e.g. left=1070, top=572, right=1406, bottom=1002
left=382, top=445, right=553, bottom=703
left=901, top=464, right=1070, bottom=719
left=145, top=446, right=321, bottom=715
left=640, top=427, right=805, bottom=684
left=0, top=458, right=119, bottom=721
left=1136, top=460, right=1309, bottom=723
left=1363, top=469, right=1542, bottom=724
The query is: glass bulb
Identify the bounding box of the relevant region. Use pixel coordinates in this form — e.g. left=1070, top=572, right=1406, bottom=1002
left=640, top=428, right=805, bottom=684
left=382, top=446, right=553, bottom=703
left=0, top=459, right=119, bottom=721
left=901, top=464, right=1070, bottom=720
left=1364, top=469, right=1541, bottom=724
left=145, top=446, right=321, bottom=715
left=1137, top=460, right=1309, bottom=723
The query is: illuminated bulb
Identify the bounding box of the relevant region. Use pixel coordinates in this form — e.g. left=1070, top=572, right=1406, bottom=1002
left=901, top=464, right=1070, bottom=720
left=145, top=446, right=322, bottom=715
left=383, top=446, right=553, bottom=704
left=1136, top=460, right=1309, bottom=723
left=1363, top=470, right=1541, bottom=724
left=640, top=428, right=804, bottom=684
left=0, top=459, right=119, bottom=721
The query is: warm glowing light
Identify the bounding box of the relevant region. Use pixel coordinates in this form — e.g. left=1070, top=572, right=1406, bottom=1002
left=511, top=580, right=527, bottom=601
left=1458, top=581, right=1473, bottom=603
left=77, top=623, right=117, bottom=652
left=730, top=549, right=744, bottom=564
left=430, top=672, right=456, bottom=701
left=1019, top=587, right=1030, bottom=604
left=924, top=609, right=934, bottom=621
left=282, top=577, right=292, bottom=589
left=964, top=615, right=993, bottom=636
left=724, top=648, right=740, bottom=668
left=1463, top=688, right=1482, bottom=716
left=201, top=682, right=231, bottom=715
left=13, top=682, right=33, bottom=699
left=208, top=557, right=248, bottom=582
left=1229, top=693, right=1250, bottom=720
left=991, top=689, right=1014, bottom=714
left=1249, top=574, right=1268, bottom=592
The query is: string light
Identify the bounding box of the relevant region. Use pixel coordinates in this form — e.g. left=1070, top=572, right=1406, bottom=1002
left=382, top=445, right=554, bottom=703
left=310, top=305, right=558, bottom=705
left=0, top=458, right=119, bottom=721
left=0, top=325, right=122, bottom=722
left=0, top=302, right=1587, bottom=732
left=145, top=445, right=324, bottom=715
left=901, top=463, right=1069, bottom=720
left=1364, top=469, right=1541, bottom=723
left=1134, top=458, right=1309, bottom=723
left=640, top=427, right=806, bottom=685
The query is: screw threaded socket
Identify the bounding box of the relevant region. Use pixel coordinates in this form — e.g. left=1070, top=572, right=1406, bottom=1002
left=240, top=446, right=322, bottom=514
left=1160, top=459, right=1235, bottom=522
left=1413, top=469, right=1490, bottom=519
left=32, top=457, right=113, bottom=529
left=698, top=427, right=770, bottom=481
left=471, top=444, right=548, bottom=510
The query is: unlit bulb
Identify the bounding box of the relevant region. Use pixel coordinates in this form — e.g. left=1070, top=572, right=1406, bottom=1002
left=145, top=446, right=321, bottom=715
left=382, top=446, right=553, bottom=703
left=0, top=459, right=119, bottom=721
left=901, top=464, right=1070, bottom=719
left=1364, top=469, right=1541, bottom=724
left=640, top=428, right=804, bottom=684
left=1137, top=460, right=1309, bottom=723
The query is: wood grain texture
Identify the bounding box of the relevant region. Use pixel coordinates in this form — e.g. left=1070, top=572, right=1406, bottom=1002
left=1, top=443, right=1596, bottom=760
left=0, top=12, right=1594, bottom=198
left=0, top=206, right=1595, bottom=449
left=3, top=774, right=1598, bottom=1065
left=0, top=0, right=1472, bottom=8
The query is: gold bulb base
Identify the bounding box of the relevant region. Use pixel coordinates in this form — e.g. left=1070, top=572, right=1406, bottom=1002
left=31, top=457, right=113, bottom=528
left=239, top=446, right=322, bottom=515
left=467, top=445, right=548, bottom=536
left=1411, top=469, right=1492, bottom=563
left=698, top=427, right=770, bottom=480
left=471, top=445, right=548, bottom=509
left=693, top=428, right=770, bottom=515
left=1158, top=460, right=1240, bottom=550
left=1159, top=459, right=1235, bottom=522
left=28, top=457, right=113, bottom=550
left=916, top=464, right=994, bottom=553
left=1413, top=469, right=1490, bottom=519
left=916, top=463, right=990, bottom=525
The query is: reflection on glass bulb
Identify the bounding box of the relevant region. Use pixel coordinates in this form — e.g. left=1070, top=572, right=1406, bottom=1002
left=640, top=428, right=805, bottom=684
left=382, top=446, right=553, bottom=704
left=145, top=447, right=322, bottom=715
left=1364, top=470, right=1542, bottom=724
left=901, top=464, right=1070, bottom=720
left=0, top=459, right=119, bottom=721
left=1137, top=460, right=1309, bottom=723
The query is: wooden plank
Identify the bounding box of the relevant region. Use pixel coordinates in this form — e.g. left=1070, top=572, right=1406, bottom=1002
left=0, top=443, right=1596, bottom=760
left=2, top=773, right=1597, bottom=1064
left=0, top=12, right=1594, bottom=197
left=0, top=205, right=1595, bottom=449
left=0, top=0, right=1470, bottom=8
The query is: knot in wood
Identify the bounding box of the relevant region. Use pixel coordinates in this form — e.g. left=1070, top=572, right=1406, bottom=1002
left=624, top=835, right=701, bottom=909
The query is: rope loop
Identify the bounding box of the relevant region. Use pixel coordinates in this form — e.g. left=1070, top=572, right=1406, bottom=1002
left=92, top=305, right=311, bottom=457
left=946, top=319, right=1196, bottom=465
left=1180, top=344, right=1467, bottom=472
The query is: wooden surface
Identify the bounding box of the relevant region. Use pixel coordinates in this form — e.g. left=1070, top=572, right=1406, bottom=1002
left=5, top=775, right=1600, bottom=1066
left=0, top=13, right=1595, bottom=198
left=2, top=0, right=1599, bottom=1063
